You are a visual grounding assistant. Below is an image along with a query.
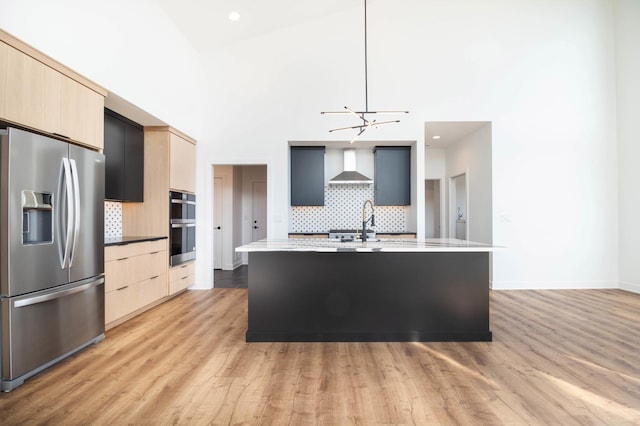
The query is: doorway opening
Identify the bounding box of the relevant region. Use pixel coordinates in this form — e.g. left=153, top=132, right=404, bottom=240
left=212, top=164, right=267, bottom=273
left=424, top=121, right=492, bottom=244
left=425, top=179, right=443, bottom=238
left=449, top=173, right=468, bottom=239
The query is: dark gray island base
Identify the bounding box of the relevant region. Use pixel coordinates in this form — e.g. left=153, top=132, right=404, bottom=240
left=246, top=251, right=492, bottom=342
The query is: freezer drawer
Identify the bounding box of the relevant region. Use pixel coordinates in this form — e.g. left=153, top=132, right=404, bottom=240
left=1, top=276, right=105, bottom=389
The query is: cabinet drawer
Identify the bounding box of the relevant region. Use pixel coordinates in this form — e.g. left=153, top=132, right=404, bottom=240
left=105, top=275, right=167, bottom=325
left=147, top=249, right=168, bottom=276
left=105, top=282, right=139, bottom=324
left=169, top=262, right=195, bottom=282
left=169, top=273, right=194, bottom=295
left=105, top=239, right=166, bottom=261
left=105, top=250, right=166, bottom=293
left=139, top=274, right=168, bottom=307
left=105, top=256, right=139, bottom=293
left=169, top=262, right=195, bottom=295
left=105, top=242, right=167, bottom=292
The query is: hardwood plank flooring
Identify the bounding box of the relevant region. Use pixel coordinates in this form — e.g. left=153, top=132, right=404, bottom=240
left=214, top=266, right=248, bottom=288
left=1, top=288, right=640, bottom=425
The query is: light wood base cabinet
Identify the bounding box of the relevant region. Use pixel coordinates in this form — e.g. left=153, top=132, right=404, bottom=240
left=105, top=240, right=168, bottom=329
left=169, top=262, right=195, bottom=295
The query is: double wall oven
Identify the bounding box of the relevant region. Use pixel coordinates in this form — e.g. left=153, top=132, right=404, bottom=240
left=170, top=191, right=196, bottom=266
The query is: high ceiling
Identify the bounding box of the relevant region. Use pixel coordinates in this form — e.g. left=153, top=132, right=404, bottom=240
left=154, top=0, right=368, bottom=52
left=425, top=122, right=490, bottom=148
left=150, top=1, right=489, bottom=146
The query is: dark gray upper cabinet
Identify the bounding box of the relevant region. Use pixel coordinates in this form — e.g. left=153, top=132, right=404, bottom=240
left=290, top=146, right=325, bottom=206
left=374, top=146, right=411, bottom=206
left=104, top=109, right=144, bottom=202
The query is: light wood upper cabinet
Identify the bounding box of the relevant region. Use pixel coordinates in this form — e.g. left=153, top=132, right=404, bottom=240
left=122, top=127, right=196, bottom=237
left=0, top=30, right=106, bottom=150
left=0, top=40, right=60, bottom=134
left=169, top=132, right=196, bottom=193
left=58, top=76, right=104, bottom=149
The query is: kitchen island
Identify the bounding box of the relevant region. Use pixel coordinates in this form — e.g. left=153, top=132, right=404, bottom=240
left=236, top=238, right=494, bottom=342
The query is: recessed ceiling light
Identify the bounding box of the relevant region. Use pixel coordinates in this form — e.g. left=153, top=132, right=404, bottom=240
left=432, top=135, right=441, bottom=139
left=228, top=11, right=240, bottom=21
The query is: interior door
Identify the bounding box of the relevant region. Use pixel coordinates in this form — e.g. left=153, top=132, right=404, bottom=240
left=425, top=179, right=441, bottom=238
left=450, top=173, right=468, bottom=240
left=252, top=181, right=267, bottom=241
left=213, top=177, right=223, bottom=269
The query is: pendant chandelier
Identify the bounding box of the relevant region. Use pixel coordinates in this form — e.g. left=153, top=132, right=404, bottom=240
left=321, top=0, right=409, bottom=143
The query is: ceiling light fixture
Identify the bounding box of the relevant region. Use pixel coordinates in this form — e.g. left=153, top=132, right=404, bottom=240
left=432, top=135, right=441, bottom=140
left=321, top=0, right=408, bottom=144
left=228, top=11, right=240, bottom=21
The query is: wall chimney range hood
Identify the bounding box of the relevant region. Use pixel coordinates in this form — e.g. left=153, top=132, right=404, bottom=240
left=329, top=149, right=373, bottom=185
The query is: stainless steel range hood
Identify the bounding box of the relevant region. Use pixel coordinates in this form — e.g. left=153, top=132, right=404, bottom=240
left=329, top=148, right=373, bottom=185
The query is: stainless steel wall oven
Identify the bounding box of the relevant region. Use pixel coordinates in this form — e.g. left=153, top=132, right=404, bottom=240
left=170, top=191, right=195, bottom=266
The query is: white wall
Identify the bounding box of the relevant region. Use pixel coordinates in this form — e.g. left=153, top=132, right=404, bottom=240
left=2, top=0, right=623, bottom=291
left=198, top=0, right=619, bottom=290
left=446, top=125, right=493, bottom=245
left=425, top=149, right=446, bottom=180
left=614, top=0, right=640, bottom=293
left=0, top=0, right=206, bottom=140
left=232, top=166, right=243, bottom=269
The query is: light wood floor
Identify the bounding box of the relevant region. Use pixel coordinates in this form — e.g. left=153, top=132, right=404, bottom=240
left=2, top=288, right=640, bottom=425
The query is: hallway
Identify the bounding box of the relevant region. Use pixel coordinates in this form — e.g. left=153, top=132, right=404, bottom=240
left=214, top=265, right=248, bottom=288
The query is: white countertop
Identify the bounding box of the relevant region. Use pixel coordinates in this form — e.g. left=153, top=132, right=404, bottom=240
left=236, top=238, right=495, bottom=253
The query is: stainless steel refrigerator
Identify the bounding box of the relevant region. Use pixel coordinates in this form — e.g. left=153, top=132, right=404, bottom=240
left=0, top=127, right=105, bottom=392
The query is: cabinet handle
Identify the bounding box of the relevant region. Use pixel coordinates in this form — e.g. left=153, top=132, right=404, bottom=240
left=181, top=276, right=189, bottom=280
left=150, top=275, right=160, bottom=280
left=116, top=286, right=129, bottom=291
left=149, top=251, right=160, bottom=255
left=117, top=257, right=129, bottom=261
left=181, top=265, right=188, bottom=269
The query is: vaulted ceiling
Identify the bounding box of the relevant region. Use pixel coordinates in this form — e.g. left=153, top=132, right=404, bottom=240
left=151, top=0, right=480, bottom=145
left=154, top=0, right=369, bottom=52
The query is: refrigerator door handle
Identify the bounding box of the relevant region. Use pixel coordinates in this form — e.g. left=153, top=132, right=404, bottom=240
left=68, top=158, right=81, bottom=267
left=61, top=157, right=74, bottom=269
left=13, top=278, right=105, bottom=308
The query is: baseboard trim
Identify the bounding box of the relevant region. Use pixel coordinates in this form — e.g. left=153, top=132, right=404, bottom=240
left=491, top=280, right=618, bottom=290
left=620, top=280, right=640, bottom=294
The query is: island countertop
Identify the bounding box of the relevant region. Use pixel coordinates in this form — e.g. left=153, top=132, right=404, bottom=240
left=236, top=238, right=495, bottom=253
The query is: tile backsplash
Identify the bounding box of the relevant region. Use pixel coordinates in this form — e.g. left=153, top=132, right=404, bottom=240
left=290, top=185, right=407, bottom=233
left=104, top=201, right=122, bottom=238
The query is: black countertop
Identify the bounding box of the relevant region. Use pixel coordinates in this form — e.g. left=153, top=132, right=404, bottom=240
left=105, top=236, right=167, bottom=247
